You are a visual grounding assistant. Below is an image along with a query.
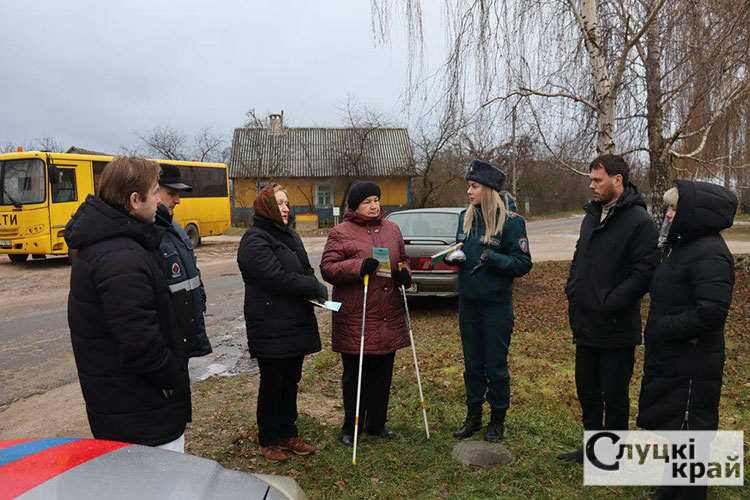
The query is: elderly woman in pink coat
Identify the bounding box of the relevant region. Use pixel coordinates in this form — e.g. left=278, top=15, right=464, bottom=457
left=320, top=181, right=411, bottom=447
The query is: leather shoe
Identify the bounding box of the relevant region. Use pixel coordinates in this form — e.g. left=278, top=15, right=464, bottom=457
left=279, top=436, right=316, bottom=456
left=341, top=434, right=354, bottom=447
left=368, top=428, right=397, bottom=439
left=556, top=447, right=584, bottom=463
left=260, top=445, right=289, bottom=463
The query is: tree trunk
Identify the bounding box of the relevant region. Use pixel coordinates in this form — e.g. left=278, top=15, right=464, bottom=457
left=644, top=8, right=670, bottom=221
left=581, top=0, right=615, bottom=154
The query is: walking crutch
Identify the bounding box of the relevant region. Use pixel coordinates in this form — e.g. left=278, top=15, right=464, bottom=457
left=352, top=274, right=369, bottom=465
left=398, top=263, right=430, bottom=439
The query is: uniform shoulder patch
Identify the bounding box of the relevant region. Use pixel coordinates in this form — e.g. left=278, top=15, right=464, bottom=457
left=171, top=262, right=182, bottom=278
left=518, top=237, right=529, bottom=254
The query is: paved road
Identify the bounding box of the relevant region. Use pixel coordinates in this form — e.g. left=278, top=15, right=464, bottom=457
left=0, top=237, right=328, bottom=411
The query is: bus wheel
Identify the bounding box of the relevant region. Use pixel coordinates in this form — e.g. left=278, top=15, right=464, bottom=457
left=185, top=224, right=201, bottom=247
left=8, top=253, right=28, bottom=263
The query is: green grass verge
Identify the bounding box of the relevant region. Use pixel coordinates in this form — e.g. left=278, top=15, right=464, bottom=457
left=187, top=261, right=749, bottom=499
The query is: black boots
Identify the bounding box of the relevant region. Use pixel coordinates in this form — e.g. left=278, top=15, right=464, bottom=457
left=453, top=405, right=483, bottom=439
left=484, top=407, right=506, bottom=441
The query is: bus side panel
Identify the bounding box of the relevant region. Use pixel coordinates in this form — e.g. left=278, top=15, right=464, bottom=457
left=174, top=196, right=230, bottom=237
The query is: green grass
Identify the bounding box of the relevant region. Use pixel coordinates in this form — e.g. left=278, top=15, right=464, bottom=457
left=187, top=261, right=749, bottom=499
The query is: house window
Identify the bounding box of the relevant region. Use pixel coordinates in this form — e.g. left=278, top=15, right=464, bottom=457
left=315, top=182, right=332, bottom=206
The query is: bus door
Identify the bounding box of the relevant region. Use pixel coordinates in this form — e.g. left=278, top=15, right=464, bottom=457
left=48, top=160, right=89, bottom=253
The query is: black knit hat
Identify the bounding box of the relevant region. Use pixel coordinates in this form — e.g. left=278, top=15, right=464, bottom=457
left=347, top=181, right=381, bottom=210
left=465, top=159, right=507, bottom=192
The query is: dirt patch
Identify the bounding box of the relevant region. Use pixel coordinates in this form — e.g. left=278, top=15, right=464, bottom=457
left=0, top=382, right=90, bottom=439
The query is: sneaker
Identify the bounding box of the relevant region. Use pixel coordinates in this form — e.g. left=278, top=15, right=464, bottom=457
left=279, top=436, right=316, bottom=456
left=260, top=445, right=289, bottom=463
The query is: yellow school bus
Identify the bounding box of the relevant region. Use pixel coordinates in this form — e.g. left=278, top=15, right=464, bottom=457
left=0, top=151, right=230, bottom=262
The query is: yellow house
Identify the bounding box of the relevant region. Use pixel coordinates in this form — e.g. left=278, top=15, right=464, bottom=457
left=229, top=115, right=416, bottom=225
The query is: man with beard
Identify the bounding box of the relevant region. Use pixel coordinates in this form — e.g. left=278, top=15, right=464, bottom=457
left=557, top=154, right=658, bottom=463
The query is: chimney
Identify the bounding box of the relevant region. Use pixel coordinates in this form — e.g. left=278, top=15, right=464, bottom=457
left=269, top=111, right=284, bottom=133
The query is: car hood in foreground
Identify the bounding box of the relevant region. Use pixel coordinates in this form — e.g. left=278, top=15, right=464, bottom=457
left=0, top=438, right=305, bottom=500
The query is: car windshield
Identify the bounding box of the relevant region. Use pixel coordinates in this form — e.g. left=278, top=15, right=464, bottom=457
left=389, top=212, right=460, bottom=237
left=0, top=159, right=46, bottom=206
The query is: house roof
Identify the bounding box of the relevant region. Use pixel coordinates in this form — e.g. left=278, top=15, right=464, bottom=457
left=65, top=146, right=110, bottom=156
left=228, top=127, right=415, bottom=179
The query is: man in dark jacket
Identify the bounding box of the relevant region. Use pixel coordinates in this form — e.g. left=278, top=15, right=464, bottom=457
left=65, top=157, right=191, bottom=451
left=558, top=154, right=659, bottom=463
left=155, top=164, right=212, bottom=359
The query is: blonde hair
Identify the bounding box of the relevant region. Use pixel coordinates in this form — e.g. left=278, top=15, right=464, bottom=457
left=663, top=186, right=679, bottom=208
left=463, top=186, right=507, bottom=242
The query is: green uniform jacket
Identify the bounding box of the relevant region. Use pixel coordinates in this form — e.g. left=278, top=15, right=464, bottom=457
left=456, top=208, right=532, bottom=302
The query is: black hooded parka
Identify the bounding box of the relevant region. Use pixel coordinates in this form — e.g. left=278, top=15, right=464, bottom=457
left=637, top=181, right=737, bottom=431
left=65, top=195, right=191, bottom=446
left=566, top=184, right=660, bottom=348
left=237, top=214, right=322, bottom=359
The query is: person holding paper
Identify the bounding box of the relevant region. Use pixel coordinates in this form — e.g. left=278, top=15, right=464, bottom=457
left=320, top=181, right=411, bottom=447
left=237, top=183, right=327, bottom=463
left=447, top=160, right=532, bottom=442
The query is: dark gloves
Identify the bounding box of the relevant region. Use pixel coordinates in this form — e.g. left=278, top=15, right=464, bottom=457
left=316, top=281, right=329, bottom=302
left=470, top=250, right=491, bottom=275
left=395, top=267, right=411, bottom=288
left=360, top=257, right=379, bottom=277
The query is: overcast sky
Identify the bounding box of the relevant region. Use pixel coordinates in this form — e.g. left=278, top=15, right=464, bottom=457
left=1, top=1, right=444, bottom=153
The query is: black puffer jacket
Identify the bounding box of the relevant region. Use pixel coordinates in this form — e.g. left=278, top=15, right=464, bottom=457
left=65, top=195, right=190, bottom=446
left=637, top=181, right=737, bottom=431
left=237, top=215, right=322, bottom=359
left=566, top=184, right=659, bottom=348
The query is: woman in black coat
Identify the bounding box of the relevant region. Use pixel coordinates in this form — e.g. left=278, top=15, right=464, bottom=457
left=637, top=180, right=737, bottom=500
left=237, top=183, right=328, bottom=463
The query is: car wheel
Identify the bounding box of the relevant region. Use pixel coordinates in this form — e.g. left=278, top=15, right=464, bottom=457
left=8, top=253, right=28, bottom=263
left=185, top=223, right=201, bottom=247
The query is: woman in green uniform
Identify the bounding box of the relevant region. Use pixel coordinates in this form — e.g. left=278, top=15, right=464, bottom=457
left=447, top=160, right=532, bottom=441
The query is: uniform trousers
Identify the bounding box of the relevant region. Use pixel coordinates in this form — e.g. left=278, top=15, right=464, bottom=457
left=459, top=298, right=514, bottom=409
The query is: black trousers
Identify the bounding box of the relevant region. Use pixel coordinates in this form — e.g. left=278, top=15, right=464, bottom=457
left=341, top=352, right=395, bottom=436
left=256, top=356, right=304, bottom=447
left=575, top=344, right=635, bottom=431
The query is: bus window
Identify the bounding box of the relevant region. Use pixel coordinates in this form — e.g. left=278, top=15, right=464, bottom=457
left=52, top=168, right=77, bottom=203
left=179, top=166, right=228, bottom=198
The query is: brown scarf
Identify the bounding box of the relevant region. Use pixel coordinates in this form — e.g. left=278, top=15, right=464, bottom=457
left=254, top=184, right=285, bottom=226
